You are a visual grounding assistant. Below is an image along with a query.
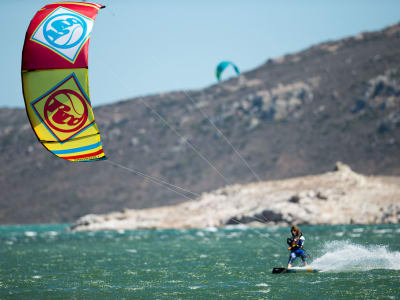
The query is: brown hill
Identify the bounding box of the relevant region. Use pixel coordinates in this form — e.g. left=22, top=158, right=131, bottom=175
left=1, top=23, right=400, bottom=224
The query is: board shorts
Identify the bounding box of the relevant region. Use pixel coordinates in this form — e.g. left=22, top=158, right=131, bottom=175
left=288, top=249, right=307, bottom=264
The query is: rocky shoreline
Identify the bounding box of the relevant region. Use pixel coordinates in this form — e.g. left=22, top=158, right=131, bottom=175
left=70, top=163, right=400, bottom=231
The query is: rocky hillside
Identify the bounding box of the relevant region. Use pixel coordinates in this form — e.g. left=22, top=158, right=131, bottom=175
left=70, top=163, right=400, bottom=231
left=1, top=23, right=400, bottom=224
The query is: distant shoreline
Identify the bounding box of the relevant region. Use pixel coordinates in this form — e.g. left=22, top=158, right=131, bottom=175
left=70, top=162, right=400, bottom=231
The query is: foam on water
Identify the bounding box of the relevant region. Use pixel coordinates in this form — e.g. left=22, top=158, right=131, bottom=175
left=205, top=226, right=218, bottom=232
left=24, top=231, right=37, bottom=237
left=308, top=240, right=400, bottom=272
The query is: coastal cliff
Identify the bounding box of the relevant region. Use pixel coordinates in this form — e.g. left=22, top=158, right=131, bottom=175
left=70, top=163, right=400, bottom=231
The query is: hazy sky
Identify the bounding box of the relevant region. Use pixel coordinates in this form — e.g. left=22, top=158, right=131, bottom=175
left=3, top=0, right=400, bottom=108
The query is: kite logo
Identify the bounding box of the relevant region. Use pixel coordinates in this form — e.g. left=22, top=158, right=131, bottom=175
left=31, top=7, right=94, bottom=62
left=44, top=89, right=88, bottom=133
left=31, top=73, right=95, bottom=142
left=43, top=14, right=87, bottom=49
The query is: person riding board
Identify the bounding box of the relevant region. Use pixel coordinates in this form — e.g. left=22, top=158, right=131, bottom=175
left=287, top=225, right=307, bottom=269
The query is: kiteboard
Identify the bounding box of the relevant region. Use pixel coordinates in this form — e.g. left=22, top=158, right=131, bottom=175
left=272, top=267, right=319, bottom=274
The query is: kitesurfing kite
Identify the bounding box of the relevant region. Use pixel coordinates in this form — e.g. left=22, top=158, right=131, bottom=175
left=21, top=2, right=106, bottom=162
left=216, top=61, right=240, bottom=82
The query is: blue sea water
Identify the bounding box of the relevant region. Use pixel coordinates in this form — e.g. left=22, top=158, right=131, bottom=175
left=0, top=224, right=399, bottom=299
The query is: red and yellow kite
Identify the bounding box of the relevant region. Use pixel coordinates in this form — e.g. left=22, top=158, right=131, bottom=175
left=22, top=2, right=106, bottom=162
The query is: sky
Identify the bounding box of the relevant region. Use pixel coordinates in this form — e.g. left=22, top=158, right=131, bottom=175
left=2, top=0, right=400, bottom=108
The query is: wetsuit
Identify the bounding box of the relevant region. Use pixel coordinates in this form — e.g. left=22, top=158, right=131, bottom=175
left=287, top=234, right=307, bottom=264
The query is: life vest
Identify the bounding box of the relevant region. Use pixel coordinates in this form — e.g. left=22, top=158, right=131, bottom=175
left=287, top=233, right=305, bottom=251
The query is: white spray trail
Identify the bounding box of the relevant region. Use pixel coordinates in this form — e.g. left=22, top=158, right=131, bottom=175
left=307, top=241, right=400, bottom=272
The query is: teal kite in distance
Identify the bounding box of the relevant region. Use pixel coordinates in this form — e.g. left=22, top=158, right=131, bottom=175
left=216, top=61, right=240, bottom=81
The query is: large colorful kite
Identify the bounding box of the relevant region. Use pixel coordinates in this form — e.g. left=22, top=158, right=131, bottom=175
left=21, top=2, right=106, bottom=162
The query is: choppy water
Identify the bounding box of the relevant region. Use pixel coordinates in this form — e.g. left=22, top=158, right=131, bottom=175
left=0, top=224, right=399, bottom=299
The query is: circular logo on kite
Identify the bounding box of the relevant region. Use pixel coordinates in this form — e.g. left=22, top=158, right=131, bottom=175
left=44, top=89, right=88, bottom=133
left=43, top=13, right=87, bottom=49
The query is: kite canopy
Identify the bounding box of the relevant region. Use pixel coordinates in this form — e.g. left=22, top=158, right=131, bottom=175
left=21, top=2, right=106, bottom=162
left=216, top=61, right=240, bottom=82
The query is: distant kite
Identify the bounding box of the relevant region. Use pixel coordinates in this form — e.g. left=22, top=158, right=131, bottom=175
left=216, top=61, right=240, bottom=82
left=21, top=2, right=106, bottom=162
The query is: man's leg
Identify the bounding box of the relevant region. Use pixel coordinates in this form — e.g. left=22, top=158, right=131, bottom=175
left=301, top=252, right=307, bottom=266
left=287, top=252, right=296, bottom=268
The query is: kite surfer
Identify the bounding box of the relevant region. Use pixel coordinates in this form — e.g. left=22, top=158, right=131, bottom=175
left=287, top=225, right=307, bottom=269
